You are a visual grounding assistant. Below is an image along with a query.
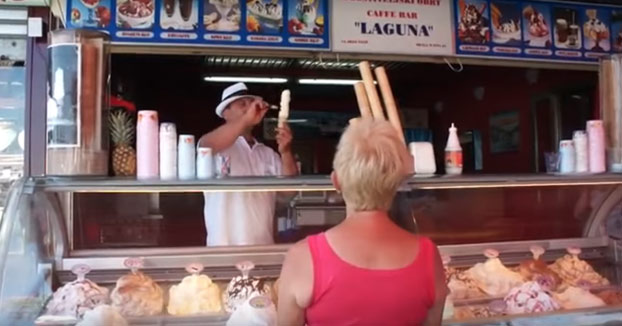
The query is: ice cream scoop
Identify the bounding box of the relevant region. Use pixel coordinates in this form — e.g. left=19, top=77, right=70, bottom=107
left=518, top=245, right=561, bottom=290
left=466, top=249, right=524, bottom=297
left=549, top=247, right=609, bottom=287
left=168, top=263, right=223, bottom=315
left=504, top=281, right=559, bottom=315
left=110, top=258, right=164, bottom=317
left=224, top=261, right=272, bottom=313
left=45, top=264, right=110, bottom=318
left=553, top=286, right=606, bottom=309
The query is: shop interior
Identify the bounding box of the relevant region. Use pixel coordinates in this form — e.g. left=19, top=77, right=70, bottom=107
left=71, top=54, right=601, bottom=249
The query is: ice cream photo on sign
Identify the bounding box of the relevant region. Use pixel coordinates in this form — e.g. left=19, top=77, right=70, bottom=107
left=70, top=0, right=111, bottom=28
left=457, top=0, right=490, bottom=44
left=583, top=8, right=611, bottom=52
left=204, top=0, right=241, bottom=32
left=247, top=0, right=284, bottom=34
left=491, top=1, right=521, bottom=46
left=160, top=0, right=199, bottom=31
left=612, top=10, right=622, bottom=52
left=522, top=3, right=552, bottom=48
left=116, top=0, right=155, bottom=29
left=287, top=0, right=325, bottom=36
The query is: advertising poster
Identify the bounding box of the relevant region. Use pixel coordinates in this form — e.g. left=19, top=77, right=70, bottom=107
left=159, top=0, right=199, bottom=41
left=612, top=10, right=622, bottom=53
left=247, top=0, right=284, bottom=43
left=204, top=0, right=242, bottom=38
left=69, top=0, right=112, bottom=28
left=553, top=6, right=582, bottom=59
left=522, top=2, right=553, bottom=57
left=582, top=7, right=611, bottom=58
left=456, top=0, right=491, bottom=54
left=287, top=0, right=326, bottom=45
left=65, top=0, right=329, bottom=49
left=491, top=1, right=522, bottom=56
left=332, top=0, right=453, bottom=56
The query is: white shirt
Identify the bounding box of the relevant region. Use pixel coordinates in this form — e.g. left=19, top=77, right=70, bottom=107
left=203, top=136, right=282, bottom=246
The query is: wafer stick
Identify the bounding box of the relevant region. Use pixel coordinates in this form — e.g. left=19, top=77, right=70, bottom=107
left=375, top=66, right=405, bottom=143
left=353, top=82, right=372, bottom=119
left=358, top=61, right=385, bottom=120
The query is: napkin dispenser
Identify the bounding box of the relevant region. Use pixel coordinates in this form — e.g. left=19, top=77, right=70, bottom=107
left=409, top=142, right=436, bottom=175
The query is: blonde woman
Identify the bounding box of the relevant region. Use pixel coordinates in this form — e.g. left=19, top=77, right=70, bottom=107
left=278, top=120, right=447, bottom=326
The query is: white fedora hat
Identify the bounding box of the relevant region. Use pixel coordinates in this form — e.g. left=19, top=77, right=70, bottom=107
left=215, top=83, right=260, bottom=118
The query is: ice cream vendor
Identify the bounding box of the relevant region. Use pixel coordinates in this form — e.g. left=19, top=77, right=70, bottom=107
left=198, top=83, right=298, bottom=246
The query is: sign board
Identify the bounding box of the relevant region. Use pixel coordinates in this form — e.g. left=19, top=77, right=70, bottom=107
left=65, top=0, right=329, bottom=50
left=331, top=0, right=454, bottom=56
left=455, top=0, right=622, bottom=63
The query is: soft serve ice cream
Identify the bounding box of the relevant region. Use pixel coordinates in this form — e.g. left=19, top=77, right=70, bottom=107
left=168, top=263, right=223, bottom=315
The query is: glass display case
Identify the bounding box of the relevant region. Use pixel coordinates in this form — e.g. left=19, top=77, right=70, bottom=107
left=2, top=175, right=622, bottom=325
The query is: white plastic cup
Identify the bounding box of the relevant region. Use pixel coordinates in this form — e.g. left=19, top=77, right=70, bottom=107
left=178, top=134, right=196, bottom=180
left=196, top=147, right=214, bottom=179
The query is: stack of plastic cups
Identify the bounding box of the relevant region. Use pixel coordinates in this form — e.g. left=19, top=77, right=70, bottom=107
left=587, top=120, right=606, bottom=173
left=136, top=110, right=159, bottom=180
left=573, top=130, right=588, bottom=173
left=197, top=147, right=214, bottom=179
left=159, top=123, right=177, bottom=180
left=559, top=140, right=575, bottom=174
left=178, top=135, right=196, bottom=180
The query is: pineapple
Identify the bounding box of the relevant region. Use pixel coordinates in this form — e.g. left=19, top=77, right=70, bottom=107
left=109, top=110, right=137, bottom=176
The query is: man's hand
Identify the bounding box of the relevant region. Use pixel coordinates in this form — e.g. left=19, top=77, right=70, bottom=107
left=276, top=123, right=293, bottom=154
left=241, top=99, right=268, bottom=128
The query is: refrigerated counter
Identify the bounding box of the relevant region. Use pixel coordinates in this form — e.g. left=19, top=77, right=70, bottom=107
left=2, top=175, right=622, bottom=325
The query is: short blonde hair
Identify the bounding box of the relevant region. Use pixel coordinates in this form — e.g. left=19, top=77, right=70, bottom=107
left=333, top=119, right=409, bottom=211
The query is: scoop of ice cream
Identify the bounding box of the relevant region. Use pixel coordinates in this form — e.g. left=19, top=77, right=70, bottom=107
left=466, top=250, right=524, bottom=297
left=226, top=295, right=276, bottom=326
left=549, top=249, right=609, bottom=287
left=110, top=271, right=163, bottom=317
left=518, top=246, right=561, bottom=290
left=553, top=286, right=606, bottom=309
left=77, top=305, right=128, bottom=326
left=503, top=281, right=559, bottom=315
left=168, top=274, right=223, bottom=315
left=45, top=279, right=109, bottom=318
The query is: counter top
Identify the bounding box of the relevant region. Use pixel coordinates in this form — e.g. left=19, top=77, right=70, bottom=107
left=26, top=173, right=622, bottom=192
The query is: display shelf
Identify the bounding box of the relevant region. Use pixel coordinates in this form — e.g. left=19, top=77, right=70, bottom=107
left=27, top=173, right=622, bottom=193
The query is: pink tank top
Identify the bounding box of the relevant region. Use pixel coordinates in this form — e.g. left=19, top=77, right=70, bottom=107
left=305, top=233, right=436, bottom=326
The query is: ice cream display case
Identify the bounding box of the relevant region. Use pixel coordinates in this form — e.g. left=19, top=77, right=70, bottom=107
left=3, top=175, right=622, bottom=325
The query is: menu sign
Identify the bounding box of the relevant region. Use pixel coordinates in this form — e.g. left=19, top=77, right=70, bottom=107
left=455, top=0, right=622, bottom=63
left=65, top=0, right=329, bottom=50
left=331, top=0, right=453, bottom=56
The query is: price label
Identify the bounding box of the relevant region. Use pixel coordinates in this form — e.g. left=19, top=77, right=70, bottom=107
left=124, top=257, right=144, bottom=270
left=185, top=263, right=204, bottom=275
left=484, top=248, right=499, bottom=259
left=71, top=264, right=91, bottom=276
